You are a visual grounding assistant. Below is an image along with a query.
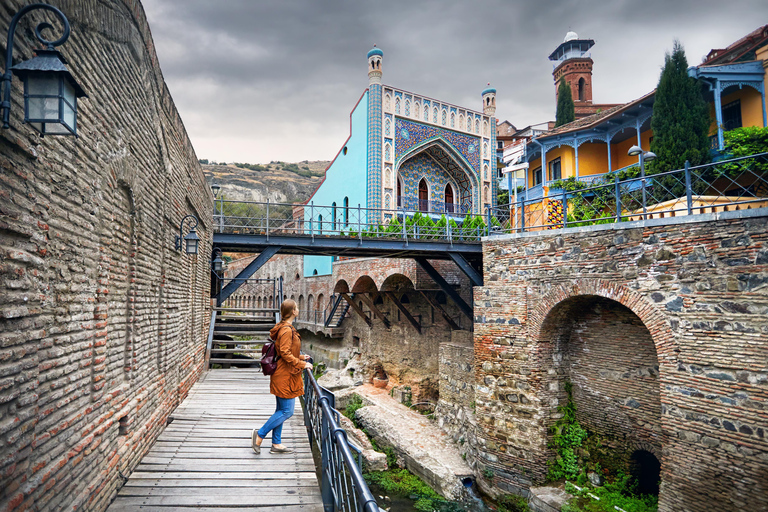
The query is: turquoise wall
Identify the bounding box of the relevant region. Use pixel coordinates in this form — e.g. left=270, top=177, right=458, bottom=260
left=304, top=90, right=370, bottom=277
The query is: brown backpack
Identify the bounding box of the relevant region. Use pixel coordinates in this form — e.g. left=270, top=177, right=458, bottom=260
left=260, top=325, right=290, bottom=376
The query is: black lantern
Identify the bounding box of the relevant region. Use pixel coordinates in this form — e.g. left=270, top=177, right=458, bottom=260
left=1, top=4, right=87, bottom=134
left=211, top=183, right=221, bottom=197
left=175, top=215, right=200, bottom=254
left=211, top=248, right=224, bottom=272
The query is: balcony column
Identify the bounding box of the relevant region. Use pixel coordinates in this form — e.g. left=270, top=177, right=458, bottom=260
left=606, top=133, right=613, bottom=173
left=761, top=82, right=767, bottom=127
left=573, top=137, right=579, bottom=179
left=713, top=80, right=724, bottom=151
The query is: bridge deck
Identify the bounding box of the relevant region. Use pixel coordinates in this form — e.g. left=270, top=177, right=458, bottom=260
left=107, top=369, right=323, bottom=511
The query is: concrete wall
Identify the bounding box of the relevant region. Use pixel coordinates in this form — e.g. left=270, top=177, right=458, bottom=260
left=0, top=1, right=211, bottom=510
left=473, top=209, right=768, bottom=511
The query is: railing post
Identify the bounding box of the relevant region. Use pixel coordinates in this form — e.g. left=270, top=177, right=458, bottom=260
left=614, top=174, right=621, bottom=222
left=561, top=191, right=568, bottom=229
left=310, top=201, right=315, bottom=242
left=486, top=206, right=491, bottom=237
left=402, top=212, right=407, bottom=243
left=319, top=403, right=333, bottom=512
left=684, top=160, right=693, bottom=216
left=520, top=197, right=526, bottom=232
left=266, top=199, right=270, bottom=242
left=358, top=204, right=363, bottom=242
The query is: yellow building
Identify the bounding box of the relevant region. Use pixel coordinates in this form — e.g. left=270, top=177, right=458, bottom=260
left=512, top=25, right=768, bottom=206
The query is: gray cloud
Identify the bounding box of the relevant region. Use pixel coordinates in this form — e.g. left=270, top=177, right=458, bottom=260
left=142, top=0, right=768, bottom=163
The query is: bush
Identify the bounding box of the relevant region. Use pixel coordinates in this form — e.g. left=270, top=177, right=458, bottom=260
left=497, top=494, right=530, bottom=512
left=548, top=382, right=588, bottom=481
left=343, top=394, right=364, bottom=426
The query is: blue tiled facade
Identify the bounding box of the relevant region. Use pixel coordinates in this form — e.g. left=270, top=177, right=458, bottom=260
left=394, top=119, right=481, bottom=172
left=366, top=83, right=383, bottom=212
left=398, top=154, right=471, bottom=212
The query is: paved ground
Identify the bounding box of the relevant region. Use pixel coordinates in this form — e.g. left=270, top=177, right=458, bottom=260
left=106, top=369, right=324, bottom=511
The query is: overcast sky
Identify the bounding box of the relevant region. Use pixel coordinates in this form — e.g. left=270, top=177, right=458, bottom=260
left=142, top=0, right=767, bottom=164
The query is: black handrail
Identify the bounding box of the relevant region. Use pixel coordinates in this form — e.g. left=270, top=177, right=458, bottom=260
left=303, top=368, right=380, bottom=512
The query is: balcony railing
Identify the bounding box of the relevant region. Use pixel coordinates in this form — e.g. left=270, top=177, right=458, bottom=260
left=396, top=196, right=469, bottom=215
left=488, top=152, right=768, bottom=234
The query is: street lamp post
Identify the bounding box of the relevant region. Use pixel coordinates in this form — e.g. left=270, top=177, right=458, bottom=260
left=627, top=145, right=657, bottom=219
left=1, top=3, right=87, bottom=135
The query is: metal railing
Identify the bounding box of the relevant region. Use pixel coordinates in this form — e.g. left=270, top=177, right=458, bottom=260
left=213, top=198, right=488, bottom=242
left=488, top=152, right=768, bottom=234
left=303, top=368, right=381, bottom=512
left=395, top=196, right=469, bottom=215
left=220, top=276, right=282, bottom=312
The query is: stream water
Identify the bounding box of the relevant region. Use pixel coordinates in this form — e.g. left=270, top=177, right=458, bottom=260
left=369, top=479, right=494, bottom=512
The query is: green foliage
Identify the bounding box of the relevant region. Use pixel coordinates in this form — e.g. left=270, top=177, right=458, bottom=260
left=563, top=473, right=658, bottom=512
left=649, top=40, right=711, bottom=174
left=548, top=382, right=588, bottom=481
left=343, top=394, right=364, bottom=426
left=365, top=468, right=467, bottom=512
left=482, top=468, right=495, bottom=480
left=719, top=126, right=768, bottom=177
left=198, top=158, right=209, bottom=164
left=556, top=78, right=576, bottom=128
left=497, top=494, right=530, bottom=512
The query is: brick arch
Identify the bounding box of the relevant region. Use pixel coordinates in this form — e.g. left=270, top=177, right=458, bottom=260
left=530, top=279, right=678, bottom=365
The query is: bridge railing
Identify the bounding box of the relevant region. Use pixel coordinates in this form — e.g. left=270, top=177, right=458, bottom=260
left=488, top=152, right=768, bottom=234
left=213, top=198, right=489, bottom=242
left=303, top=368, right=381, bottom=512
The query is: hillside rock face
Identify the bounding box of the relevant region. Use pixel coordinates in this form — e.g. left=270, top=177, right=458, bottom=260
left=203, top=161, right=329, bottom=203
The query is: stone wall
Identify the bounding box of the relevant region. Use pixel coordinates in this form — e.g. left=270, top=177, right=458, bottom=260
left=474, top=211, right=768, bottom=511
left=0, top=1, right=211, bottom=510
left=435, top=340, right=480, bottom=467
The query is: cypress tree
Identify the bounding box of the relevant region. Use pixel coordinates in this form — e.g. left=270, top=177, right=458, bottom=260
left=649, top=40, right=711, bottom=173
left=555, top=78, right=575, bottom=127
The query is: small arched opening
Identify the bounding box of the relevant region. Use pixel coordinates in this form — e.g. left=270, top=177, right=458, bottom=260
left=578, top=78, right=586, bottom=101
left=630, top=450, right=661, bottom=497
left=444, top=183, right=455, bottom=213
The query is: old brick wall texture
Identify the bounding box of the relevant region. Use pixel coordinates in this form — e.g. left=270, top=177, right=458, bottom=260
left=0, top=1, right=212, bottom=510
left=474, top=212, right=768, bottom=511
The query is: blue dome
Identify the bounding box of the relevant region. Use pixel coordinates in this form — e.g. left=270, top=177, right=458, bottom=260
left=482, top=85, right=496, bottom=96
left=367, top=46, right=383, bottom=58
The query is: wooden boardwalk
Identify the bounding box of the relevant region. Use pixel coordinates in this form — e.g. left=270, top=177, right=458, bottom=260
left=107, top=369, right=324, bottom=511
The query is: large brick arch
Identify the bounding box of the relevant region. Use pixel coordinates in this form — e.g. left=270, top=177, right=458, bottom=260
left=529, top=279, right=679, bottom=366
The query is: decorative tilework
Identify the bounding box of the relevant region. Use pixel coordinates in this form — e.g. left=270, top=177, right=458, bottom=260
left=397, top=153, right=470, bottom=212
left=385, top=117, right=391, bottom=136
left=367, top=84, right=383, bottom=211
left=393, top=119, right=480, bottom=172
left=395, top=97, right=401, bottom=114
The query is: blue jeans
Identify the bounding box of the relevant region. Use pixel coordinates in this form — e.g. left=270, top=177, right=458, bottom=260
left=257, top=396, right=295, bottom=445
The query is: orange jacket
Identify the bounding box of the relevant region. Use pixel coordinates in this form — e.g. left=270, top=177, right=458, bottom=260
left=268, top=321, right=305, bottom=399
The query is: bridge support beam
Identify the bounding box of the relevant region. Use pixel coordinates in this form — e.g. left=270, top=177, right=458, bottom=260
left=448, top=252, right=483, bottom=287
left=384, top=291, right=421, bottom=334
left=341, top=293, right=372, bottom=328
left=414, top=257, right=473, bottom=321
left=419, top=291, right=460, bottom=330
left=358, top=293, right=391, bottom=329
left=217, top=245, right=281, bottom=305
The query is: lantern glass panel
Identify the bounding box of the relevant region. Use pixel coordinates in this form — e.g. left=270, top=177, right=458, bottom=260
left=185, top=238, right=199, bottom=255
left=27, top=73, right=59, bottom=96
left=28, top=95, right=59, bottom=121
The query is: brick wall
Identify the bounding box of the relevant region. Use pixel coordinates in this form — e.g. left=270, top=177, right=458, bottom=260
left=0, top=1, right=211, bottom=510
left=474, top=211, right=768, bottom=511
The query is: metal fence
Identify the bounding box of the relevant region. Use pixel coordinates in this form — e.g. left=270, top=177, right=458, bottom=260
left=213, top=198, right=488, bottom=243
left=489, top=152, right=768, bottom=234
left=220, top=277, right=282, bottom=311
left=303, top=369, right=381, bottom=512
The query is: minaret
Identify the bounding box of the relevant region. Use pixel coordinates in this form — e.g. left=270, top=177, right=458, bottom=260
left=482, top=83, right=496, bottom=116
left=366, top=45, right=384, bottom=210
left=549, top=31, right=595, bottom=104
left=368, top=45, right=383, bottom=85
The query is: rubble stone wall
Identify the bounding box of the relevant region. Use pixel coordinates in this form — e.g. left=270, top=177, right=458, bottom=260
left=473, top=210, right=768, bottom=511
left=0, top=1, right=211, bottom=510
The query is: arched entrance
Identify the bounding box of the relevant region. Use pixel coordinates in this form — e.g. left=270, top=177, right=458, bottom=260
left=395, top=139, right=479, bottom=214
left=539, top=295, right=663, bottom=496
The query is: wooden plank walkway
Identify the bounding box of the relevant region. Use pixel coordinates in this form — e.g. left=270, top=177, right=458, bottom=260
left=107, top=369, right=324, bottom=511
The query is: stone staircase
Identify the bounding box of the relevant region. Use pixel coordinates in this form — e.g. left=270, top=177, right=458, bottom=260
left=207, top=308, right=277, bottom=368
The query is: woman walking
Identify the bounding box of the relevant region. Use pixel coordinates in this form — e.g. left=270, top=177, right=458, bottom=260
left=252, top=299, right=313, bottom=454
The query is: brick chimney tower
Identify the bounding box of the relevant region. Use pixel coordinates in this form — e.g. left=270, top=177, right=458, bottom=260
left=550, top=31, right=595, bottom=106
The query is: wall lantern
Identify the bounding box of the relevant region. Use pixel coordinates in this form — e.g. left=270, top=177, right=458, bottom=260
left=175, top=215, right=200, bottom=255
left=211, top=183, right=221, bottom=197
left=1, top=4, right=87, bottom=136
left=211, top=247, right=224, bottom=273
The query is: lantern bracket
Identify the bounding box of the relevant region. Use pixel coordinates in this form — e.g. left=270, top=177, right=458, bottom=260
left=175, top=214, right=200, bottom=253
left=2, top=3, right=75, bottom=129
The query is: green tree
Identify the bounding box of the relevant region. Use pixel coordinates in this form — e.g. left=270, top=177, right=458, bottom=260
left=649, top=40, right=711, bottom=174
left=555, top=79, right=575, bottom=128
